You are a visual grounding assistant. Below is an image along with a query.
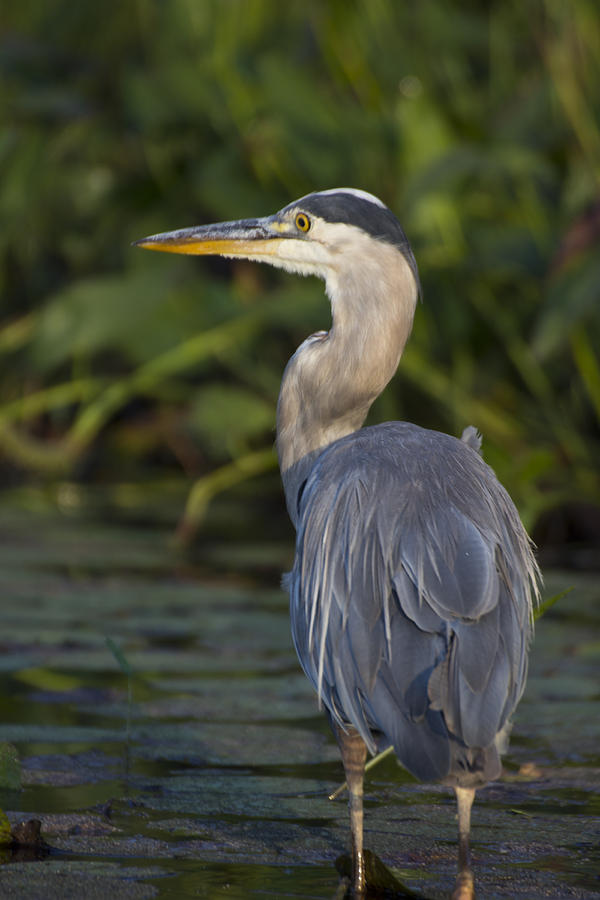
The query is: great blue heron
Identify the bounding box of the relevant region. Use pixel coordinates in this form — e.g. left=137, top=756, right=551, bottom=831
left=135, top=188, right=540, bottom=899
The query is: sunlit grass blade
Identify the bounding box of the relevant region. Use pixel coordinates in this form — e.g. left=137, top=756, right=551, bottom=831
left=106, top=637, right=133, bottom=751
left=328, top=745, right=395, bottom=800
left=571, top=327, right=600, bottom=422
left=534, top=587, right=573, bottom=621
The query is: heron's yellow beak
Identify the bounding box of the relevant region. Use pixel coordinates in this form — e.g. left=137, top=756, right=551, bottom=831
left=133, top=216, right=291, bottom=260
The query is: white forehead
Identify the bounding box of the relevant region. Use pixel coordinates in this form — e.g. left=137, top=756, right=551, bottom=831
left=299, top=187, right=386, bottom=209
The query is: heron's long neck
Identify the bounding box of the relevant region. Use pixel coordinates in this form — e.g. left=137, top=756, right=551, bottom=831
left=276, top=255, right=417, bottom=526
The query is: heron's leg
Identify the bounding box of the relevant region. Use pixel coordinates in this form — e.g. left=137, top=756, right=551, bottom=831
left=333, top=724, right=368, bottom=897
left=452, top=786, right=476, bottom=900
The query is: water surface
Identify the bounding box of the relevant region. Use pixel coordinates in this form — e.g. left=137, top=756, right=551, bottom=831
left=0, top=509, right=598, bottom=898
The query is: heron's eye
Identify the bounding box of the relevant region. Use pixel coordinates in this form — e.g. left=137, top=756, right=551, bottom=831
left=295, top=213, right=311, bottom=233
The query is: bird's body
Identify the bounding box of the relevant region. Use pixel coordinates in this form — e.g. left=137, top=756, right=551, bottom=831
left=136, top=187, right=540, bottom=899
left=287, top=420, right=532, bottom=788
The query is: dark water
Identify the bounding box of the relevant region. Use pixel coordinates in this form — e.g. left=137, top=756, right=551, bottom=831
left=0, top=509, right=598, bottom=898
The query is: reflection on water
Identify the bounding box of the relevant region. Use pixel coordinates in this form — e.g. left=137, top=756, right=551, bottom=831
left=0, top=510, right=598, bottom=898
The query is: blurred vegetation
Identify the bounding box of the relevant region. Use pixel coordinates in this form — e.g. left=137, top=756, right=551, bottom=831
left=1, top=0, right=599, bottom=550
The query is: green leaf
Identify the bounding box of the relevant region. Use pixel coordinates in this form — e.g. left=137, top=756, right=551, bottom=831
left=28, top=268, right=173, bottom=372
left=189, top=385, right=274, bottom=457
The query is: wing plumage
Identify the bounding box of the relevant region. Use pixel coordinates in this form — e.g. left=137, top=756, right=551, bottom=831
left=286, top=422, right=540, bottom=785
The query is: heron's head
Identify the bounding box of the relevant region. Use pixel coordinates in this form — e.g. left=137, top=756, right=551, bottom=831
left=135, top=188, right=420, bottom=300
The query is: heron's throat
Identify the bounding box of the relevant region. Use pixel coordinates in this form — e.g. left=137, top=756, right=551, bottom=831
left=276, top=264, right=417, bottom=524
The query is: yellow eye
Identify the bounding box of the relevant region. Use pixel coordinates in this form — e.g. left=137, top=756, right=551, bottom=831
left=295, top=212, right=311, bottom=233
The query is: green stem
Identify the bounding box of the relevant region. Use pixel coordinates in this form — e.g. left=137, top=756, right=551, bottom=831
left=176, top=446, right=277, bottom=543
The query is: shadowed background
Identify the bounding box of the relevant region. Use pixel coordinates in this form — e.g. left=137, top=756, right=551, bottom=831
left=1, top=0, right=600, bottom=566
left=0, top=4, right=599, bottom=898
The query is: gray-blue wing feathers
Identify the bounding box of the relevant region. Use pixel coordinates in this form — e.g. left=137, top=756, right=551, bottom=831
left=287, top=422, right=540, bottom=785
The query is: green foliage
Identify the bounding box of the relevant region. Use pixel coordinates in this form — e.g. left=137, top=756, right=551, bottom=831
left=1, top=0, right=599, bottom=537
left=190, top=385, right=274, bottom=457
